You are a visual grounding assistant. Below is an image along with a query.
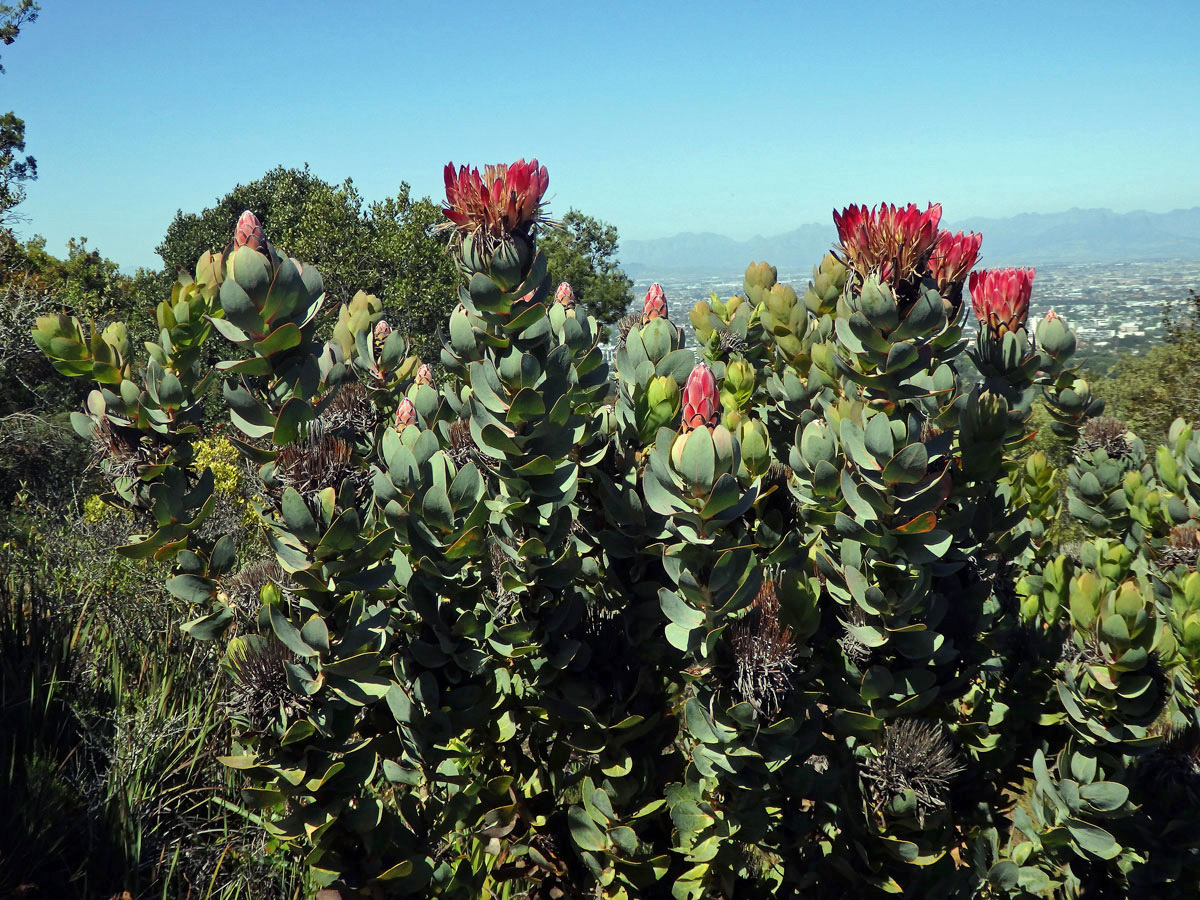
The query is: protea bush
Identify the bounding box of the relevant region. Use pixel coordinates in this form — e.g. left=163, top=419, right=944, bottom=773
left=31, top=170, right=1200, bottom=898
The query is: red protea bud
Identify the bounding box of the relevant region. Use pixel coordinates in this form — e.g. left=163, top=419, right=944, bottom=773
left=555, top=281, right=576, bottom=310
left=1044, top=308, right=1061, bottom=322
left=234, top=210, right=267, bottom=252
left=394, top=398, right=417, bottom=429
left=969, top=268, right=1035, bottom=339
left=927, top=231, right=982, bottom=295
left=442, top=158, right=550, bottom=240
left=642, top=283, right=668, bottom=325
left=833, top=203, right=942, bottom=285
left=681, top=363, right=720, bottom=431
left=414, top=363, right=434, bottom=387
left=374, top=320, right=392, bottom=341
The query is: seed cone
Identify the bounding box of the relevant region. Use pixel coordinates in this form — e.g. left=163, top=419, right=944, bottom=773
left=1162, top=524, right=1200, bottom=570
left=862, top=719, right=964, bottom=825
left=730, top=581, right=797, bottom=717
left=1076, top=416, right=1134, bottom=460
left=227, top=635, right=306, bottom=732
left=319, top=381, right=378, bottom=438
left=274, top=427, right=364, bottom=501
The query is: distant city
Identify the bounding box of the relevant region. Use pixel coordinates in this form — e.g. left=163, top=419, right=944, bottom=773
left=616, top=260, right=1200, bottom=372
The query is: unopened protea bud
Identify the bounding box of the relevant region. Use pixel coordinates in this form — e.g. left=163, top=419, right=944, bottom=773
left=373, top=319, right=392, bottom=353
left=1036, top=307, right=1077, bottom=360
left=637, top=375, right=681, bottom=443
left=721, top=359, right=756, bottom=411
left=554, top=281, right=576, bottom=311
left=689, top=300, right=715, bottom=339
left=394, top=397, right=417, bottom=429
left=969, top=268, right=1034, bottom=340
left=414, top=363, right=434, bottom=387
left=681, top=363, right=720, bottom=431
left=927, top=230, right=982, bottom=296
left=643, top=283, right=668, bottom=325
left=737, top=418, right=771, bottom=478
left=234, top=210, right=267, bottom=252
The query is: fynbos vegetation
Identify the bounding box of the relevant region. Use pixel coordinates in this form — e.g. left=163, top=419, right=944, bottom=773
left=30, top=161, right=1200, bottom=898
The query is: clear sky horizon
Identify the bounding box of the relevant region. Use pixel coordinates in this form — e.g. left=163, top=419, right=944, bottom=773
left=5, top=0, right=1200, bottom=272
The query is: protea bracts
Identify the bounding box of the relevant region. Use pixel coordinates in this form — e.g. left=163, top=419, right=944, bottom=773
left=969, top=267, right=1034, bottom=339
left=927, top=230, right=982, bottom=310
left=373, top=319, right=392, bottom=354
left=555, top=281, right=576, bottom=311
left=234, top=209, right=267, bottom=252
left=441, top=158, right=550, bottom=247
left=414, top=363, right=434, bottom=387
left=642, top=283, right=668, bottom=325
left=681, top=363, right=720, bottom=431
left=394, top=397, right=417, bottom=429
left=833, top=202, right=942, bottom=285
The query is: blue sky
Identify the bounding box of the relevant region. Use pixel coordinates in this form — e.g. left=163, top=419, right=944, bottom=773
left=6, top=0, right=1200, bottom=271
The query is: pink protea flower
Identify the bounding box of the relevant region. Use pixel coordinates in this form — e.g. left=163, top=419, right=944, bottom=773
left=1044, top=308, right=1061, bottom=322
left=833, top=203, right=942, bottom=284
left=414, top=363, right=434, bottom=387
left=681, top=363, right=720, bottom=431
left=394, top=398, right=417, bottom=429
left=969, top=268, right=1035, bottom=339
left=927, top=231, right=982, bottom=295
left=234, top=210, right=267, bottom=252
left=642, top=283, right=668, bottom=325
left=441, top=158, right=550, bottom=241
left=555, top=281, right=576, bottom=310
left=374, top=320, right=392, bottom=341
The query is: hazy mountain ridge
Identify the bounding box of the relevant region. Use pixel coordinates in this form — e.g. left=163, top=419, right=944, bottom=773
left=620, top=207, right=1200, bottom=275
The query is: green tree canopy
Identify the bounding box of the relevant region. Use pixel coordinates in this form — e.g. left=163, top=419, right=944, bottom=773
left=540, top=208, right=634, bottom=331
left=0, top=1, right=39, bottom=233
left=156, top=170, right=633, bottom=361
left=1094, top=288, right=1200, bottom=445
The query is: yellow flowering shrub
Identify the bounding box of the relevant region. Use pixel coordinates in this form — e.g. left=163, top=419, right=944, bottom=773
left=193, top=436, right=243, bottom=498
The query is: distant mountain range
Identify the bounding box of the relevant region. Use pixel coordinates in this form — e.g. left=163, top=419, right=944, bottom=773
left=619, top=207, right=1200, bottom=276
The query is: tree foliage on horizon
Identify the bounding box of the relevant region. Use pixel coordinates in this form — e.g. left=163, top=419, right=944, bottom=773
left=157, top=167, right=633, bottom=358
left=0, top=1, right=39, bottom=234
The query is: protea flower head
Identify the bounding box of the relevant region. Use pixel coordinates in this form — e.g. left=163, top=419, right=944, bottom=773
left=374, top=319, right=392, bottom=342
left=554, top=281, right=576, bottom=310
left=833, top=203, right=942, bottom=286
left=643, top=283, right=668, bottom=325
left=394, top=397, right=417, bottom=429
left=414, top=363, right=434, bottom=387
left=441, top=158, right=550, bottom=246
left=234, top=210, right=267, bottom=252
left=681, top=363, right=720, bottom=431
left=969, top=267, right=1034, bottom=339
left=927, top=230, right=982, bottom=296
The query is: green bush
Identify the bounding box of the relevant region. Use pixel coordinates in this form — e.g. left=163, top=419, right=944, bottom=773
left=30, top=173, right=1200, bottom=899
